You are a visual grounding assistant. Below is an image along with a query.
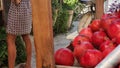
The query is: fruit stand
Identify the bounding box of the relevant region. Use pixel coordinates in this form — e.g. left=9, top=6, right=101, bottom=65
left=32, top=0, right=118, bottom=68
left=1, top=0, right=120, bottom=68
left=54, top=0, right=120, bottom=68
left=31, top=0, right=106, bottom=68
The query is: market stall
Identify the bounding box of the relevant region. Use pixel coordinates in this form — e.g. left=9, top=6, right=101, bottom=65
left=1, top=0, right=120, bottom=68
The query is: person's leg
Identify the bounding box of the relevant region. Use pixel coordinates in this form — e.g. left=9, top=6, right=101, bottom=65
left=7, top=34, right=17, bottom=68
left=22, top=34, right=32, bottom=68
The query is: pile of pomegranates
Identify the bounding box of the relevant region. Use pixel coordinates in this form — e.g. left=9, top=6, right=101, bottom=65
left=54, top=12, right=120, bottom=68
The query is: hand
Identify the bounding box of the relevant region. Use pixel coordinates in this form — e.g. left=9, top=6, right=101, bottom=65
left=15, top=0, right=21, bottom=5
left=11, top=0, right=21, bottom=6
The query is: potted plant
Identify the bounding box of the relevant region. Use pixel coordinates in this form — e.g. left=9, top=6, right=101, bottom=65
left=63, top=0, right=79, bottom=10
left=52, top=0, right=82, bottom=35
left=63, top=0, right=79, bottom=29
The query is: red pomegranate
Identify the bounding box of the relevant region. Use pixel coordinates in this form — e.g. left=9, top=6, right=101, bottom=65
left=102, top=46, right=115, bottom=58
left=107, top=19, right=120, bottom=39
left=101, top=13, right=112, bottom=19
left=114, top=10, right=120, bottom=18
left=92, top=29, right=108, bottom=48
left=114, top=33, right=120, bottom=45
left=79, top=49, right=103, bottom=68
left=73, top=41, right=94, bottom=61
left=100, top=16, right=118, bottom=31
left=72, top=35, right=90, bottom=47
left=89, top=19, right=101, bottom=32
left=99, top=40, right=115, bottom=52
left=54, top=48, right=74, bottom=66
left=79, top=27, right=93, bottom=39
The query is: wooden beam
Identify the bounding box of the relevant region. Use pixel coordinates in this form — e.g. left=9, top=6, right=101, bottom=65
left=31, top=0, right=55, bottom=68
left=95, top=0, right=104, bottom=19
left=56, top=65, right=83, bottom=68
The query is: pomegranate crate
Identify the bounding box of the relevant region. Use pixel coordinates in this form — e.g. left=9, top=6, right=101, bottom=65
left=55, top=11, right=120, bottom=67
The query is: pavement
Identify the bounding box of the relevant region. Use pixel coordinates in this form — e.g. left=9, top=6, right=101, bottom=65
left=54, top=21, right=79, bottom=51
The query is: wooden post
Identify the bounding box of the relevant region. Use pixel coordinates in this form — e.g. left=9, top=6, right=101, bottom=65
left=95, top=0, right=104, bottom=19
left=31, top=0, right=55, bottom=68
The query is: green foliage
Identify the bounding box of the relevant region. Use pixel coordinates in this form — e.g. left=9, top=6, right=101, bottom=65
left=15, top=36, right=27, bottom=65
left=53, top=9, right=69, bottom=35
left=52, top=0, right=85, bottom=35
left=63, top=0, right=79, bottom=10
left=0, top=40, right=7, bottom=66
left=73, top=3, right=86, bottom=20
left=63, top=0, right=78, bottom=6
left=52, top=0, right=70, bottom=35
left=0, top=27, right=7, bottom=66
left=52, top=0, right=60, bottom=9
left=0, top=27, right=6, bottom=40
left=0, top=27, right=26, bottom=67
left=74, top=3, right=86, bottom=14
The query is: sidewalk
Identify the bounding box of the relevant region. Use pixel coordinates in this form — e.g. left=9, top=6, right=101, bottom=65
left=54, top=21, right=79, bottom=51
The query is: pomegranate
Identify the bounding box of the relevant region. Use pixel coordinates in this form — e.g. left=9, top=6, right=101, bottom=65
left=102, top=46, right=115, bottom=58
left=72, top=35, right=90, bottom=47
left=54, top=48, right=74, bottom=66
left=107, top=19, right=120, bottom=38
left=89, top=19, right=101, bottom=32
left=101, top=13, right=112, bottom=19
left=79, top=27, right=93, bottom=39
left=79, top=49, right=103, bottom=68
left=101, top=16, right=118, bottom=31
left=114, top=10, right=120, bottom=18
left=92, top=29, right=108, bottom=48
left=73, top=41, right=94, bottom=61
left=114, top=33, right=120, bottom=44
left=99, top=40, right=115, bottom=52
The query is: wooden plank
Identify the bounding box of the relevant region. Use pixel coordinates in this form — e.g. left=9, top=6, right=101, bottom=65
left=31, top=0, right=54, bottom=68
left=78, top=12, right=91, bottom=32
left=66, top=31, right=78, bottom=40
left=84, top=13, right=92, bottom=28
left=95, top=0, right=104, bottom=19
left=56, top=65, right=83, bottom=68
left=56, top=59, right=82, bottom=68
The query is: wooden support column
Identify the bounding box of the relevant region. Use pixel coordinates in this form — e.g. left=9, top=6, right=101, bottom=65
left=95, top=0, right=104, bottom=19
left=31, top=0, right=55, bottom=68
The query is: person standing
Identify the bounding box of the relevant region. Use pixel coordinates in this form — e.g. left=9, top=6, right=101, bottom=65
left=6, top=0, right=32, bottom=68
